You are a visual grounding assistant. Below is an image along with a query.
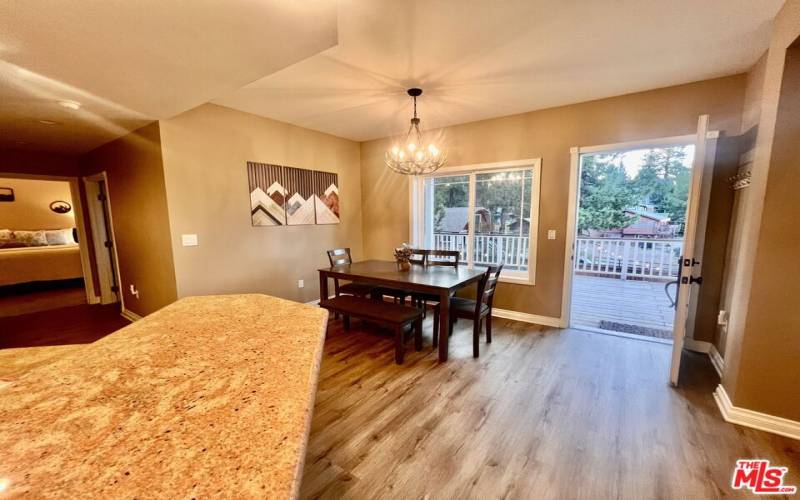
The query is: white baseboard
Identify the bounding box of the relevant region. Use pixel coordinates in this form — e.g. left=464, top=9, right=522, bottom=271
left=306, top=294, right=336, bottom=306
left=683, top=338, right=712, bottom=353
left=491, top=308, right=562, bottom=328
left=713, top=385, right=800, bottom=441
left=120, top=308, right=142, bottom=322
left=709, top=344, right=724, bottom=378
left=87, top=294, right=101, bottom=305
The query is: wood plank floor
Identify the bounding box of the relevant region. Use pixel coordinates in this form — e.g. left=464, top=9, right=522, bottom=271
left=0, top=303, right=128, bottom=350
left=301, top=316, right=800, bottom=499
left=0, top=284, right=87, bottom=318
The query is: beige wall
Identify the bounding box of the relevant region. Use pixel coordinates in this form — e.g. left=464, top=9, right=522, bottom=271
left=736, top=44, right=800, bottom=420
left=361, top=76, right=745, bottom=335
left=159, top=104, right=363, bottom=304
left=715, top=53, right=769, bottom=356
left=720, top=0, right=800, bottom=422
left=81, top=122, right=177, bottom=317
left=0, top=177, right=75, bottom=230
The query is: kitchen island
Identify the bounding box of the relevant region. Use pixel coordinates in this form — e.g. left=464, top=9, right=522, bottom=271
left=0, top=294, right=328, bottom=498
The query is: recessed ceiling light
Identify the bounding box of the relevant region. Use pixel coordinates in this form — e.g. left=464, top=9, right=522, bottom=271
left=57, top=99, right=81, bottom=110
left=38, top=119, right=59, bottom=125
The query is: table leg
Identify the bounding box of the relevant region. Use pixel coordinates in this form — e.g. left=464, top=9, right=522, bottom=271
left=319, top=272, right=329, bottom=304
left=438, top=290, right=450, bottom=362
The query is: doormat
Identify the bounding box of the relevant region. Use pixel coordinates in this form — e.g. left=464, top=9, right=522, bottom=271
left=598, top=320, right=672, bottom=339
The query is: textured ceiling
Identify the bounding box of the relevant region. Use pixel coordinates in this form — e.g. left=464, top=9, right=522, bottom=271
left=214, top=0, right=783, bottom=142
left=0, top=0, right=337, bottom=154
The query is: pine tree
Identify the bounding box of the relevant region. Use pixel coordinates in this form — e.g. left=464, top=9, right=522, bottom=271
left=578, top=153, right=638, bottom=232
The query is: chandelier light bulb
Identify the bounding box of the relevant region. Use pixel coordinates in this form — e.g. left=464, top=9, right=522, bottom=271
left=384, top=88, right=447, bottom=175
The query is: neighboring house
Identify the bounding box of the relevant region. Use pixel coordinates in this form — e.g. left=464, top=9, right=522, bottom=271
left=437, top=206, right=491, bottom=233
left=586, top=208, right=680, bottom=238
left=622, top=208, right=679, bottom=238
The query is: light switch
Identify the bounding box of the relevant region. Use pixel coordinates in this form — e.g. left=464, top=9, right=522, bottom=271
left=548, top=230, right=557, bottom=240
left=182, top=234, right=198, bottom=246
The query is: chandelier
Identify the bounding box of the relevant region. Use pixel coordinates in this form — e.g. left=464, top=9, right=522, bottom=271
left=385, top=88, right=447, bottom=175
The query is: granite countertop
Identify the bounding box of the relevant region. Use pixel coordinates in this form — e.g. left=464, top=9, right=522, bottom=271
left=0, top=294, right=329, bottom=498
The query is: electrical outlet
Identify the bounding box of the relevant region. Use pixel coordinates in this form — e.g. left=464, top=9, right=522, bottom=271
left=548, top=230, right=557, bottom=240
left=298, top=279, right=304, bottom=289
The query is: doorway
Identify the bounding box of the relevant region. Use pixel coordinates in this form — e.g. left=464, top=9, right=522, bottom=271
left=568, top=143, right=696, bottom=343
left=0, top=173, right=97, bottom=318
left=562, top=117, right=716, bottom=385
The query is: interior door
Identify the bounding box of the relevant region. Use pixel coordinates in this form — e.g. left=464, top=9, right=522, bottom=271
left=669, top=115, right=710, bottom=386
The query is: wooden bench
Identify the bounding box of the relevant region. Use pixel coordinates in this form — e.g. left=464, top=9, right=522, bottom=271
left=320, top=295, right=423, bottom=364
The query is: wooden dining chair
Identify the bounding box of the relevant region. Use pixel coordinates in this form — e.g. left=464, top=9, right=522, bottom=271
left=326, top=248, right=377, bottom=300
left=412, top=249, right=460, bottom=319
left=447, top=264, right=503, bottom=358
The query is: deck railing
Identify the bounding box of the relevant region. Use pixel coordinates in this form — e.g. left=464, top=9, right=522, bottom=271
left=574, top=237, right=683, bottom=280
left=432, top=233, right=530, bottom=270
left=431, top=234, right=682, bottom=280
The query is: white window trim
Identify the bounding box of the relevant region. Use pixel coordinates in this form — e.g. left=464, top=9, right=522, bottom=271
left=409, top=158, right=542, bottom=285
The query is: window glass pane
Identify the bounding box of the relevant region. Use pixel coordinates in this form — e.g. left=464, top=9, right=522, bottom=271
left=473, top=169, right=533, bottom=272
left=424, top=175, right=469, bottom=262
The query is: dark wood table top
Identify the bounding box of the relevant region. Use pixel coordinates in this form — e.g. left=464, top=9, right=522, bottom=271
left=319, top=259, right=485, bottom=292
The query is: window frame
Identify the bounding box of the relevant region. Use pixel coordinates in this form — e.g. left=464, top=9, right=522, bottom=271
left=409, top=158, right=542, bottom=285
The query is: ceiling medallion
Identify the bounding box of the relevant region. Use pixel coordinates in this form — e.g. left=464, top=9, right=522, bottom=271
left=385, top=88, right=446, bottom=175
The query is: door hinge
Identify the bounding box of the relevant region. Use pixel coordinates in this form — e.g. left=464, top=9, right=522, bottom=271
left=110, top=285, right=119, bottom=292
left=97, top=193, right=107, bottom=202
left=104, top=240, right=113, bottom=248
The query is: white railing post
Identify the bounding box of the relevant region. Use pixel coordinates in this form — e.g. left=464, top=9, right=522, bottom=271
left=620, top=240, right=631, bottom=280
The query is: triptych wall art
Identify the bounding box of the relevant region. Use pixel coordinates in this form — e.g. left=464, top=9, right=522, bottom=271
left=247, top=161, right=339, bottom=226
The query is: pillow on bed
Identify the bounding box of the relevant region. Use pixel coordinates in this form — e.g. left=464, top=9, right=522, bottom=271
left=13, top=230, right=49, bottom=247
left=0, top=229, right=13, bottom=247
left=45, top=228, right=75, bottom=246
left=0, top=229, right=26, bottom=248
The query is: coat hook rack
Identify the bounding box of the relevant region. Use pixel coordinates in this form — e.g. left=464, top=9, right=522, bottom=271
left=728, top=171, right=751, bottom=190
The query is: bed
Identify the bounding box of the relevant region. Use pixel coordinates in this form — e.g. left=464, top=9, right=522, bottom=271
left=0, top=244, right=83, bottom=287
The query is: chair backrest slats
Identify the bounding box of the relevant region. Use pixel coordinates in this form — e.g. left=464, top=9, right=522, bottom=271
left=426, top=249, right=460, bottom=267
left=409, top=248, right=429, bottom=266
left=327, top=247, right=353, bottom=267
left=476, top=264, right=503, bottom=315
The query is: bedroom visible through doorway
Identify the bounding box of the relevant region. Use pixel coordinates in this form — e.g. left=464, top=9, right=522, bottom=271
left=0, top=175, right=90, bottom=319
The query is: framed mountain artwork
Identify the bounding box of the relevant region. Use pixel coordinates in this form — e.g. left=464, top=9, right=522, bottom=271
left=247, top=162, right=286, bottom=226
left=283, top=166, right=317, bottom=225
left=313, top=171, right=339, bottom=224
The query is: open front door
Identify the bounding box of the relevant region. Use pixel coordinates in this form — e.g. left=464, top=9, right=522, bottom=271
left=669, top=115, right=710, bottom=386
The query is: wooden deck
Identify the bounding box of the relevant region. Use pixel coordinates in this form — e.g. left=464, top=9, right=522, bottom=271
left=571, top=274, right=676, bottom=337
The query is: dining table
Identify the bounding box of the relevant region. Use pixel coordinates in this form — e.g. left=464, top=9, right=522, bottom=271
left=318, top=259, right=486, bottom=361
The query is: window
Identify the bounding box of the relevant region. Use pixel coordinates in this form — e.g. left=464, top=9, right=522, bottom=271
left=411, top=159, right=541, bottom=284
